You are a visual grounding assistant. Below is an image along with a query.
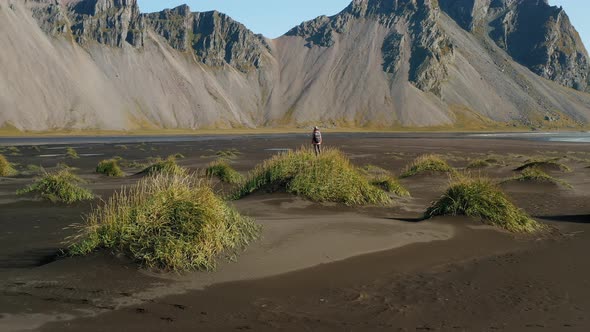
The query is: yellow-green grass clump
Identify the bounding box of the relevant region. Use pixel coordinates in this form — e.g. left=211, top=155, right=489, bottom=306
left=66, top=147, right=79, bottom=159
left=400, top=154, right=455, bottom=178
left=216, top=149, right=241, bottom=159
left=21, top=164, right=44, bottom=176
left=140, top=156, right=187, bottom=176
left=0, top=154, right=18, bottom=177
left=16, top=170, right=94, bottom=204
left=7, top=146, right=20, bottom=156
left=233, top=147, right=390, bottom=206
left=426, top=176, right=541, bottom=233
left=504, top=167, right=572, bottom=188
left=515, top=159, right=571, bottom=173
left=206, top=159, right=244, bottom=184
left=361, top=165, right=409, bottom=197
left=172, top=153, right=186, bottom=159
left=466, top=159, right=491, bottom=169
left=370, top=176, right=410, bottom=197
left=96, top=159, right=124, bottom=177
left=68, top=174, right=260, bottom=271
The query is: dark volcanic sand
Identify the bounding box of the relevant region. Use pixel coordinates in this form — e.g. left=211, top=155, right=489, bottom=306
left=0, top=133, right=589, bottom=332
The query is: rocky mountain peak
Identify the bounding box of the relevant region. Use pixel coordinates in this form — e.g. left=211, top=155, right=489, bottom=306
left=67, top=0, right=144, bottom=47
left=145, top=7, right=270, bottom=73
left=286, top=0, right=453, bottom=95
left=439, top=0, right=590, bottom=91
left=28, top=0, right=144, bottom=47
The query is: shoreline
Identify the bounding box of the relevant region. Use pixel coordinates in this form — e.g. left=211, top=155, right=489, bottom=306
left=1, top=131, right=589, bottom=147
left=1, top=126, right=589, bottom=138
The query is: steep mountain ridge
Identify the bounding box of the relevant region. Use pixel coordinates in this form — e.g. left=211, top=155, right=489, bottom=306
left=145, top=6, right=272, bottom=73
left=286, top=0, right=454, bottom=96
left=1, top=0, right=589, bottom=131
left=439, top=0, right=590, bottom=92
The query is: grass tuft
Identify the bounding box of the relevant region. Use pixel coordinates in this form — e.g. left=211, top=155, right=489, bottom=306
left=466, top=159, right=491, bottom=169
left=172, top=153, right=186, bottom=159
left=206, top=160, right=244, bottom=184
left=503, top=167, right=572, bottom=188
left=401, top=154, right=454, bottom=178
left=370, top=176, right=410, bottom=197
left=0, top=154, right=18, bottom=177
left=96, top=159, right=124, bottom=177
left=66, top=147, right=79, bottom=159
left=233, top=147, right=390, bottom=206
left=216, top=149, right=241, bottom=159
left=140, top=156, right=187, bottom=176
left=361, top=164, right=409, bottom=197
left=16, top=170, right=94, bottom=204
left=515, top=159, right=571, bottom=173
left=7, top=146, right=20, bottom=156
left=21, top=164, right=44, bottom=176
left=68, top=174, right=260, bottom=271
left=426, top=176, right=541, bottom=233
left=56, top=162, right=77, bottom=171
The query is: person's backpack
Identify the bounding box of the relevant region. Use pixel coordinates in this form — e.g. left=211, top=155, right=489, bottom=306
left=313, top=130, right=322, bottom=144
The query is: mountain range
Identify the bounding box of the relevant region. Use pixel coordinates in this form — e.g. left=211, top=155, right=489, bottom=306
left=1, top=0, right=590, bottom=131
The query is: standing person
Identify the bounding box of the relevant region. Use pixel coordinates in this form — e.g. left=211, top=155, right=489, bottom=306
left=312, top=126, right=322, bottom=156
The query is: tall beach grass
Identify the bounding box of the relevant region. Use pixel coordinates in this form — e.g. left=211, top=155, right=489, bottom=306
left=206, top=159, right=244, bottom=184
left=233, top=147, right=390, bottom=206
left=17, top=170, right=94, bottom=204
left=140, top=156, right=187, bottom=176
left=68, top=174, right=260, bottom=271
left=96, top=159, right=124, bottom=177
left=401, top=154, right=455, bottom=178
left=426, top=175, right=541, bottom=233
left=0, top=154, right=18, bottom=177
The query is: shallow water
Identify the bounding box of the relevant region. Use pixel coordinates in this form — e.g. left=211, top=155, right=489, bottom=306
left=469, top=132, right=590, bottom=143
left=1, top=131, right=590, bottom=146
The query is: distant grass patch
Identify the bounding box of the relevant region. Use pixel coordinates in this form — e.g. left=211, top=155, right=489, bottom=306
left=233, top=147, right=390, bottom=206
left=515, top=159, right=571, bottom=173
left=425, top=176, right=541, bottom=233
left=216, top=149, right=241, bottom=159
left=206, top=160, right=244, bottom=184
left=56, top=162, right=77, bottom=171
left=503, top=167, right=572, bottom=188
left=361, top=164, right=390, bottom=176
left=16, top=170, right=94, bottom=204
left=66, top=147, right=79, bottom=159
left=68, top=174, right=260, bottom=271
left=466, top=159, right=491, bottom=169
left=96, top=159, right=124, bottom=177
left=172, top=153, right=186, bottom=159
left=140, top=156, right=187, bottom=176
left=7, top=146, right=20, bottom=155
left=21, top=164, right=44, bottom=176
left=400, top=154, right=454, bottom=178
left=0, top=154, right=18, bottom=177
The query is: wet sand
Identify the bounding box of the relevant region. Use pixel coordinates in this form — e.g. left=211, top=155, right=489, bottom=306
left=0, top=133, right=589, bottom=331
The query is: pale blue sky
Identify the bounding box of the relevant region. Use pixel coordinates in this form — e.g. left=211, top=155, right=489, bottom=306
left=138, top=0, right=589, bottom=50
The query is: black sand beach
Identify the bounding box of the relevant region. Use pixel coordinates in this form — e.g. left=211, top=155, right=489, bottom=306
left=1, top=133, right=589, bottom=332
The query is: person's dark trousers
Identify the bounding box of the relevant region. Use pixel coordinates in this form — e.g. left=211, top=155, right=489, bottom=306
left=314, top=144, right=322, bottom=156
